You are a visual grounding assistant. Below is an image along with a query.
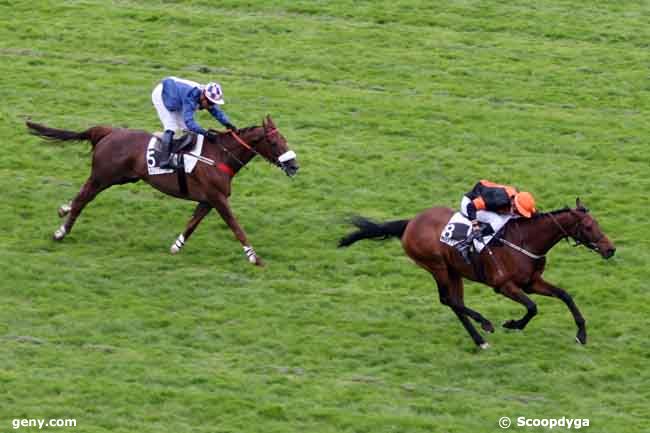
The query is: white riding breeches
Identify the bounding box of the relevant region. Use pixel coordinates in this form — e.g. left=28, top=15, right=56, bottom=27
left=460, top=196, right=513, bottom=228
left=151, top=83, right=187, bottom=133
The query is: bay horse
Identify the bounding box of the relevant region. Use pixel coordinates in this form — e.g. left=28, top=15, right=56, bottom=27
left=339, top=199, right=615, bottom=349
left=26, top=116, right=298, bottom=266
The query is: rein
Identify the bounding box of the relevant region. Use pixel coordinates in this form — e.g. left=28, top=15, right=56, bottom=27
left=547, top=211, right=572, bottom=245
left=184, top=130, right=255, bottom=177
left=491, top=208, right=606, bottom=261
left=227, top=127, right=278, bottom=154
left=505, top=211, right=571, bottom=258
left=499, top=238, right=545, bottom=260
left=229, top=130, right=257, bottom=154
left=195, top=127, right=294, bottom=177
left=203, top=129, right=260, bottom=176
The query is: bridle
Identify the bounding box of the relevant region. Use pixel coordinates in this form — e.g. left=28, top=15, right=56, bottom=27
left=179, top=126, right=298, bottom=178
left=547, top=209, right=603, bottom=253
left=224, top=128, right=296, bottom=177
left=500, top=208, right=603, bottom=260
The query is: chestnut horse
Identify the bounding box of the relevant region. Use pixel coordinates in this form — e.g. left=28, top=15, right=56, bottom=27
left=26, top=116, right=298, bottom=266
left=339, top=199, right=615, bottom=349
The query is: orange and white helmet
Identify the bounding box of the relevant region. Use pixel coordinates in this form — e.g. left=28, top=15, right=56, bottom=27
left=513, top=191, right=536, bottom=218
left=204, top=82, right=224, bottom=105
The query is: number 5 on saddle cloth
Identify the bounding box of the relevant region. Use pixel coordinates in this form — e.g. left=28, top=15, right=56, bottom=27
left=146, top=132, right=205, bottom=176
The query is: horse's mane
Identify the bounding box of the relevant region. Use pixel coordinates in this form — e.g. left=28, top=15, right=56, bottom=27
left=506, top=207, right=572, bottom=234
left=236, top=126, right=259, bottom=134
left=531, top=207, right=571, bottom=219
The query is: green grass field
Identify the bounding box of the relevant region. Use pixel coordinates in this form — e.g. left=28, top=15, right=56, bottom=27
left=1, top=1, right=649, bottom=432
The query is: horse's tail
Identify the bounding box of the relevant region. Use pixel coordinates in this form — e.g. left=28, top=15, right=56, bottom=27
left=338, top=216, right=410, bottom=247
left=26, top=121, right=113, bottom=148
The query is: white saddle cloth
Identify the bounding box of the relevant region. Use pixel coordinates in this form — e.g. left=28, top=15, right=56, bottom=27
left=440, top=211, right=514, bottom=253
left=146, top=134, right=204, bottom=176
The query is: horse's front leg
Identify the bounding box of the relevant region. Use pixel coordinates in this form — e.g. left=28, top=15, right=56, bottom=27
left=170, top=202, right=212, bottom=254
left=211, top=195, right=263, bottom=266
left=527, top=278, right=587, bottom=344
left=499, top=281, right=538, bottom=331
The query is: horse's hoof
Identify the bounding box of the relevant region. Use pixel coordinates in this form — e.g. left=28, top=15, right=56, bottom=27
left=479, top=342, right=490, bottom=350
left=53, top=225, right=67, bottom=241
left=502, top=320, right=521, bottom=330
left=58, top=203, right=71, bottom=218
left=170, top=234, right=185, bottom=254
left=576, top=333, right=587, bottom=345
left=244, top=246, right=262, bottom=265
left=482, top=321, right=495, bottom=333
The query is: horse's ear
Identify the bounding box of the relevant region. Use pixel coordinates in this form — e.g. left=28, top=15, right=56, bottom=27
left=576, top=197, right=589, bottom=213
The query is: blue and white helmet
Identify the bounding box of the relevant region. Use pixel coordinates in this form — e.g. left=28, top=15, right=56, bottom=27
left=203, top=82, right=225, bottom=105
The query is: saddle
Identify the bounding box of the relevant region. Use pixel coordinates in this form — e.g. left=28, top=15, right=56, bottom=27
left=440, top=211, right=513, bottom=253
left=151, top=131, right=196, bottom=154
left=169, top=133, right=195, bottom=153
left=452, top=224, right=494, bottom=282
left=456, top=222, right=493, bottom=261
left=440, top=212, right=514, bottom=282
left=146, top=132, right=206, bottom=196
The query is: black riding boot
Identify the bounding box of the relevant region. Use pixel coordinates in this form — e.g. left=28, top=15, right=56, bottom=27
left=457, top=241, right=473, bottom=264
left=457, top=229, right=481, bottom=264
left=159, top=130, right=179, bottom=169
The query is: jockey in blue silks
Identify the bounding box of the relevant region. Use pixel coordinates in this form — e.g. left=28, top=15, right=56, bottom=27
left=151, top=77, right=237, bottom=169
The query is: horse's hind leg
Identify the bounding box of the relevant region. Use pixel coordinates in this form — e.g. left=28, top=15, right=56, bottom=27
left=430, top=267, right=489, bottom=349
left=527, top=278, right=587, bottom=344
left=459, top=302, right=494, bottom=333
left=170, top=202, right=212, bottom=254
left=53, top=177, right=106, bottom=240
left=58, top=201, right=72, bottom=218
left=446, top=271, right=494, bottom=333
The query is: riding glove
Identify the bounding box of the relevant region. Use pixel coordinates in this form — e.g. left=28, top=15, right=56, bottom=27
left=206, top=130, right=219, bottom=141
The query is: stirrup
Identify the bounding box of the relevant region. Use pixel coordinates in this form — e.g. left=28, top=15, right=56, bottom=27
left=457, top=243, right=472, bottom=264
left=172, top=133, right=194, bottom=151
left=159, top=153, right=179, bottom=169
left=460, top=248, right=472, bottom=265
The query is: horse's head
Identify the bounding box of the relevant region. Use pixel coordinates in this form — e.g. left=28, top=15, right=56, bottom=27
left=249, top=116, right=299, bottom=177
left=568, top=198, right=616, bottom=259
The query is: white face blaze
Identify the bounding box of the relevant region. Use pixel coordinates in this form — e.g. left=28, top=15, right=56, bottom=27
left=278, top=150, right=296, bottom=163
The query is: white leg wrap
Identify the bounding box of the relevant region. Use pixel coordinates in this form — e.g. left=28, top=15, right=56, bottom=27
left=53, top=225, right=67, bottom=240
left=243, top=246, right=257, bottom=263
left=170, top=234, right=185, bottom=254
left=58, top=202, right=72, bottom=218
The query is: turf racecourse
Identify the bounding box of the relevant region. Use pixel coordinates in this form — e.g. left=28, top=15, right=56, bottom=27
left=1, top=1, right=649, bottom=432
